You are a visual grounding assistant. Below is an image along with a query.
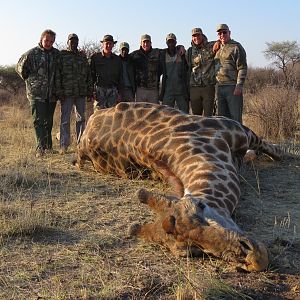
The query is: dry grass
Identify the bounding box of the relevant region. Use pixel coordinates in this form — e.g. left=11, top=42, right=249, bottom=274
left=0, top=102, right=299, bottom=299
left=244, top=86, right=300, bottom=141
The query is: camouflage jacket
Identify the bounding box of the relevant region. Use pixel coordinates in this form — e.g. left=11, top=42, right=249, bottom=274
left=16, top=44, right=61, bottom=102
left=186, top=38, right=216, bottom=87
left=130, top=47, right=162, bottom=89
left=214, top=39, right=247, bottom=86
left=59, top=49, right=93, bottom=97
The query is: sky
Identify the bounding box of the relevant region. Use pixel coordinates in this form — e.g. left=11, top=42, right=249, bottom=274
left=1, top=0, right=299, bottom=68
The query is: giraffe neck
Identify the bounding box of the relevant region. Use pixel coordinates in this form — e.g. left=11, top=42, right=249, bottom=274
left=172, top=155, right=240, bottom=217
left=183, top=188, right=242, bottom=233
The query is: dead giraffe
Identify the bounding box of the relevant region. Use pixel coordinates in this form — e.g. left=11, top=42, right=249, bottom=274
left=74, top=102, right=282, bottom=271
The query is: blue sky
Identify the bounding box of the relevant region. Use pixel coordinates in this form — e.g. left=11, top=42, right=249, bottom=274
left=1, top=0, right=299, bottom=67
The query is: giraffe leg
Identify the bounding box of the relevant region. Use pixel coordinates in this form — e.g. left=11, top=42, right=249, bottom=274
left=260, top=140, right=282, bottom=161
left=245, top=127, right=283, bottom=161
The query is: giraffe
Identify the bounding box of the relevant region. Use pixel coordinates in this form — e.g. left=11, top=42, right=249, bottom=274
left=74, top=102, right=282, bottom=271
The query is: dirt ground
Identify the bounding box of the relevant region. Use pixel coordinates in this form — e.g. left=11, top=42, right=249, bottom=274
left=0, top=105, right=299, bottom=299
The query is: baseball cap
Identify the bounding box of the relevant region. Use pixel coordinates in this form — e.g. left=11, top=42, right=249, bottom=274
left=141, top=34, right=151, bottom=42
left=191, top=28, right=203, bottom=35
left=119, top=42, right=130, bottom=51
left=68, top=33, right=78, bottom=40
left=166, top=33, right=177, bottom=42
left=216, top=24, right=229, bottom=32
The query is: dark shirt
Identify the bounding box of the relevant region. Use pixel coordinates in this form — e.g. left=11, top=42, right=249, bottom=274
left=90, top=52, right=122, bottom=89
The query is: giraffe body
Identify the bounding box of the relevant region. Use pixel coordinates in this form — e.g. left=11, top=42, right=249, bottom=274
left=75, top=102, right=282, bottom=271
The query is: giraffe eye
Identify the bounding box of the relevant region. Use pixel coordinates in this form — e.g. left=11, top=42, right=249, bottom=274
left=239, top=240, right=252, bottom=251
left=197, top=202, right=206, bottom=210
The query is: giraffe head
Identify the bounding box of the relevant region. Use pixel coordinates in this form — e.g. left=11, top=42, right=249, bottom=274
left=130, top=189, right=269, bottom=272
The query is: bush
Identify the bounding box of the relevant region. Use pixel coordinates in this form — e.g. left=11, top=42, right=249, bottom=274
left=0, top=65, right=24, bottom=95
left=245, top=67, right=282, bottom=94
left=244, top=86, right=300, bottom=141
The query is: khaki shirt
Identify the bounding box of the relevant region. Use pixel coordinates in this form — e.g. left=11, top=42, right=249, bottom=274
left=214, top=39, right=247, bottom=86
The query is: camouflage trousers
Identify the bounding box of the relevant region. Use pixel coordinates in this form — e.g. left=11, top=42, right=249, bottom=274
left=30, top=100, right=57, bottom=150
left=94, top=86, right=118, bottom=110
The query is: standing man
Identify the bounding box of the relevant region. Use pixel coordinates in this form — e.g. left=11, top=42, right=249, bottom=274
left=214, top=24, right=247, bottom=123
left=16, top=29, right=61, bottom=157
left=130, top=34, right=161, bottom=103
left=160, top=33, right=189, bottom=113
left=186, top=28, right=216, bottom=116
left=119, top=42, right=135, bottom=102
left=58, top=33, right=93, bottom=154
left=90, top=35, right=122, bottom=109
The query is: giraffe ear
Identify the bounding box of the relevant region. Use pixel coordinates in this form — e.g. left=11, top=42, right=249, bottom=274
left=162, top=215, right=176, bottom=234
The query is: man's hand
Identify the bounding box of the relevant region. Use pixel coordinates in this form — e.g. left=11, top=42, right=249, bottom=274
left=86, top=95, right=94, bottom=102
left=117, top=93, right=122, bottom=103
left=234, top=85, right=243, bottom=96
left=213, top=41, right=221, bottom=53
left=177, top=45, right=186, bottom=55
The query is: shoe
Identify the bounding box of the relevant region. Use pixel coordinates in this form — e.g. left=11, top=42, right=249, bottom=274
left=59, top=147, right=68, bottom=155
left=35, top=149, right=45, bottom=158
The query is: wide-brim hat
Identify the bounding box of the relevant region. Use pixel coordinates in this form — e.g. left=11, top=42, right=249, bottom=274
left=101, top=34, right=117, bottom=44
left=68, top=33, right=78, bottom=40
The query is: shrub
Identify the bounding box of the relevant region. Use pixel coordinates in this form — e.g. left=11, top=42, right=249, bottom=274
left=244, top=86, right=300, bottom=141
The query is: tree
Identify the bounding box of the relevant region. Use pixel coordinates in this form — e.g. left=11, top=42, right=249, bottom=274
left=0, top=65, right=24, bottom=95
left=264, top=41, right=300, bottom=87
left=56, top=40, right=109, bottom=59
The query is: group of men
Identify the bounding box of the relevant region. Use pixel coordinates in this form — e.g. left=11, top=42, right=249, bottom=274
left=16, top=24, right=247, bottom=157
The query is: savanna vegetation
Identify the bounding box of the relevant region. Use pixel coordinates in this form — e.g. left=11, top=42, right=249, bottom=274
left=0, top=41, right=299, bottom=299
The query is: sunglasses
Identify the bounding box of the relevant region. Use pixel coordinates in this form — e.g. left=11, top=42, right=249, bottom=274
left=218, top=31, right=228, bottom=35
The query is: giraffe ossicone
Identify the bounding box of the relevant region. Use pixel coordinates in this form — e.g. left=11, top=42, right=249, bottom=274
left=74, top=102, right=282, bottom=271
